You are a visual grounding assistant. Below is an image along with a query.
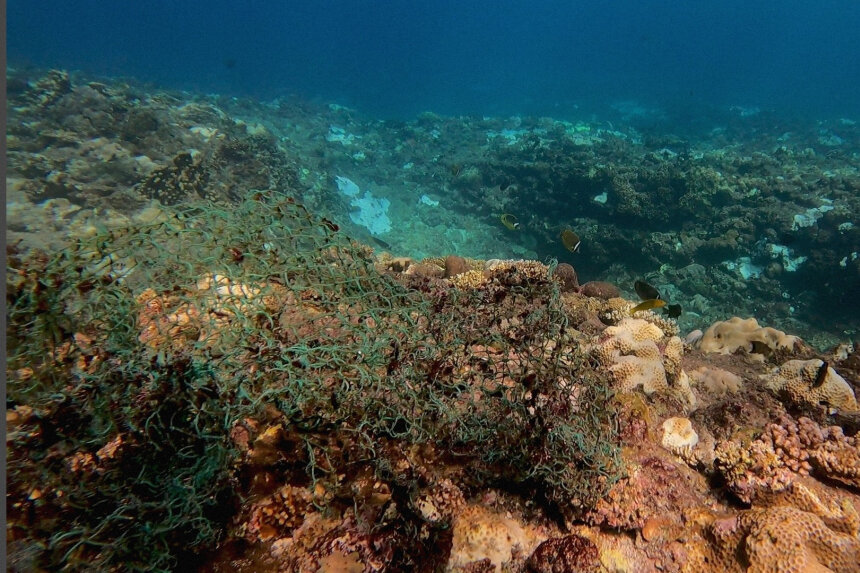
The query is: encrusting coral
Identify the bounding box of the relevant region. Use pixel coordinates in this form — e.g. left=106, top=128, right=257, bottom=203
left=684, top=481, right=860, bottom=573
left=763, top=359, right=858, bottom=413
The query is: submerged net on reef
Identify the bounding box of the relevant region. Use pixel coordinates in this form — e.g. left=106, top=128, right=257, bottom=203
left=6, top=191, right=622, bottom=571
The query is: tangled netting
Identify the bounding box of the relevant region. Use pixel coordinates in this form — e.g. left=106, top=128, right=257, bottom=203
left=6, top=191, right=621, bottom=571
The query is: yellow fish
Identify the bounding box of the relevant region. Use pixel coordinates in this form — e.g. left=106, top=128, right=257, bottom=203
left=630, top=299, right=667, bottom=314
left=500, top=214, right=520, bottom=230
left=560, top=229, right=581, bottom=253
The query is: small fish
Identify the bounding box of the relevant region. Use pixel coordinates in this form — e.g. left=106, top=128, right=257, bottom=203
left=811, top=361, right=829, bottom=389
left=630, top=299, right=666, bottom=314
left=371, top=236, right=392, bottom=250
left=664, top=303, right=682, bottom=318
left=634, top=280, right=661, bottom=301
left=560, top=229, right=581, bottom=253
left=749, top=340, right=773, bottom=357
left=500, top=214, right=520, bottom=230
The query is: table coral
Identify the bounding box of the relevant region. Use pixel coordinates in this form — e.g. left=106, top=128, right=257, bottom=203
left=763, top=359, right=858, bottom=413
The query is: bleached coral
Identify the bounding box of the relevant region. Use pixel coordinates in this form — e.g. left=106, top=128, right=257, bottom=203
left=661, top=417, right=699, bottom=456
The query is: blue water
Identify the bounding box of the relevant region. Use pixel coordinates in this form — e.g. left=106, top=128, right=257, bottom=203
left=8, top=0, right=860, bottom=120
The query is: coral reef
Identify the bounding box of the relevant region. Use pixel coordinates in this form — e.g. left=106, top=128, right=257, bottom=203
left=698, top=317, right=801, bottom=356
left=6, top=67, right=860, bottom=572
left=715, top=416, right=860, bottom=503
left=764, top=359, right=858, bottom=414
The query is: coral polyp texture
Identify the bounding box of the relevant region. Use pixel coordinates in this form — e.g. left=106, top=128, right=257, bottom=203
left=764, top=359, right=858, bottom=414
left=6, top=68, right=860, bottom=572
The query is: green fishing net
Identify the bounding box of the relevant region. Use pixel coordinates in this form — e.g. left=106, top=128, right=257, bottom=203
left=6, top=191, right=621, bottom=570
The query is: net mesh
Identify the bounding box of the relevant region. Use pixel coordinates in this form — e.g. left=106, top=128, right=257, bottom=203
left=6, top=191, right=622, bottom=570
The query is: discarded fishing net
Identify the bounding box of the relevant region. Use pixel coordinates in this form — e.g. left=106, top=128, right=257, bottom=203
left=6, top=191, right=621, bottom=570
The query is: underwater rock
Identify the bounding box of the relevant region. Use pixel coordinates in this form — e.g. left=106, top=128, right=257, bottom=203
left=552, top=263, right=579, bottom=292
left=580, top=281, right=621, bottom=299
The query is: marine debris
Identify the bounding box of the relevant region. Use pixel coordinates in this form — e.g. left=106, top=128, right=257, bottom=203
left=5, top=68, right=860, bottom=572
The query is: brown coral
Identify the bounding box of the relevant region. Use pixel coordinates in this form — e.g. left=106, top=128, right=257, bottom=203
left=698, top=316, right=799, bottom=356
left=579, top=281, right=621, bottom=299
left=551, top=263, right=579, bottom=293
left=764, top=359, right=858, bottom=414
left=445, top=255, right=470, bottom=278
left=714, top=416, right=860, bottom=503
left=525, top=535, right=599, bottom=573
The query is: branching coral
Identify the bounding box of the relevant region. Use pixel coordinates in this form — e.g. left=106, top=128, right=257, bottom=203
left=715, top=415, right=860, bottom=503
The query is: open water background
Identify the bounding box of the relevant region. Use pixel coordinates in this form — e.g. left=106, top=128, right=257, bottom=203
left=8, top=1, right=860, bottom=121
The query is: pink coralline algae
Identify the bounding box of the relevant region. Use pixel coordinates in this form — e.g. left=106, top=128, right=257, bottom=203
left=715, top=415, right=860, bottom=503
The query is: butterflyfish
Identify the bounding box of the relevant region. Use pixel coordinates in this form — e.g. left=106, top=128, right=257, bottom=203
left=634, top=280, right=661, bottom=301
left=630, top=299, right=667, bottom=314
left=560, top=229, right=581, bottom=253
left=500, top=214, right=520, bottom=230
left=665, top=303, right=682, bottom=318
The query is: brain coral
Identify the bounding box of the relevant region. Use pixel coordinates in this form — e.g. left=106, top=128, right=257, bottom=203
left=763, top=359, right=858, bottom=413
left=698, top=317, right=799, bottom=356
left=685, top=481, right=860, bottom=573
left=448, top=505, right=544, bottom=571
